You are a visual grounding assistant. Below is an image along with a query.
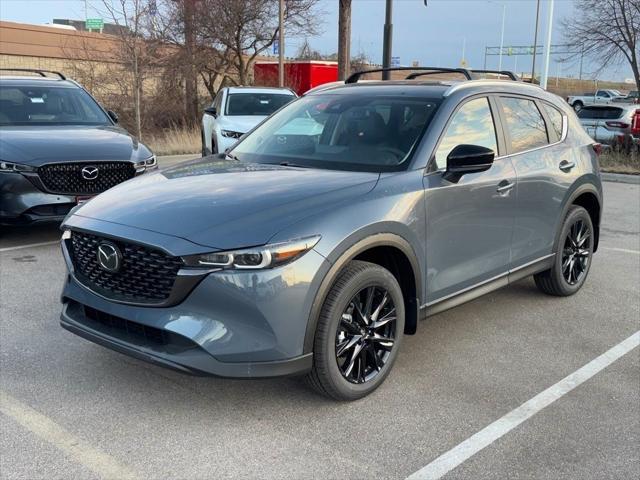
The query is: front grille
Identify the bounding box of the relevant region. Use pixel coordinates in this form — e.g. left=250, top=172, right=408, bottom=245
left=82, top=305, right=196, bottom=352
left=38, top=162, right=135, bottom=195
left=70, top=231, right=184, bottom=304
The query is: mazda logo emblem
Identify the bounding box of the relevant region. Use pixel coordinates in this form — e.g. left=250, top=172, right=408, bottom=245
left=81, top=166, right=99, bottom=181
left=96, top=242, right=122, bottom=272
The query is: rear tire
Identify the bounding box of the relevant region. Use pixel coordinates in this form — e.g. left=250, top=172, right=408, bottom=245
left=572, top=101, right=583, bottom=112
left=534, top=205, right=594, bottom=296
left=305, top=260, right=404, bottom=401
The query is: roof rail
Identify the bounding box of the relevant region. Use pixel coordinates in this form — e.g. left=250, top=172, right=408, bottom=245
left=346, top=67, right=473, bottom=84
left=0, top=68, right=67, bottom=80
left=469, top=69, right=519, bottom=81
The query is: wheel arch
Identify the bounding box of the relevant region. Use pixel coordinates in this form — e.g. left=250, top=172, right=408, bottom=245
left=303, top=233, right=422, bottom=354
left=556, top=183, right=602, bottom=253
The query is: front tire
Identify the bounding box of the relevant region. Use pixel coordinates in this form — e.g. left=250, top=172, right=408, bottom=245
left=306, top=260, right=404, bottom=401
left=534, top=205, right=594, bottom=296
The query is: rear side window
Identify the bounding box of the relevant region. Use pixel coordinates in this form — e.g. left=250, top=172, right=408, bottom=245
left=434, top=97, right=498, bottom=170
left=541, top=103, right=564, bottom=139
left=577, top=106, right=623, bottom=120
left=500, top=97, right=548, bottom=153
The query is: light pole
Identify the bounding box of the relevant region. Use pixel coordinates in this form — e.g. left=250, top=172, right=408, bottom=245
left=498, top=3, right=506, bottom=71
left=531, top=0, right=541, bottom=82
left=541, top=0, right=555, bottom=90
left=382, top=0, right=393, bottom=79
left=278, top=0, right=284, bottom=87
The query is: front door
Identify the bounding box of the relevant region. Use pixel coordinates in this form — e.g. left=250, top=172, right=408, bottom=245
left=423, top=96, right=516, bottom=304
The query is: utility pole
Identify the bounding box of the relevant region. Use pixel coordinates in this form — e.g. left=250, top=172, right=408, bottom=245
left=498, top=3, right=506, bottom=71
left=183, top=0, right=198, bottom=122
left=338, top=0, right=352, bottom=80
left=541, top=0, right=554, bottom=90
left=531, top=0, right=541, bottom=82
left=278, top=0, right=285, bottom=87
left=382, top=0, right=393, bottom=79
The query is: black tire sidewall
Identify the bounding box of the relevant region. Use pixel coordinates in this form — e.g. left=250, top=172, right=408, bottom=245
left=316, top=262, right=405, bottom=400
left=552, top=206, right=594, bottom=295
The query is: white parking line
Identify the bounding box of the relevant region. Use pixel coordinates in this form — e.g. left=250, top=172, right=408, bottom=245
left=406, top=330, right=640, bottom=480
left=0, top=240, right=59, bottom=252
left=0, top=391, right=139, bottom=480
left=603, top=247, right=640, bottom=255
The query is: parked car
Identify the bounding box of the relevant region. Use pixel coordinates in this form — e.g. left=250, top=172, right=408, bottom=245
left=567, top=89, right=625, bottom=111
left=0, top=69, right=156, bottom=225
left=613, top=90, right=639, bottom=104
left=60, top=68, right=602, bottom=400
left=201, top=86, right=296, bottom=155
left=577, top=104, right=640, bottom=151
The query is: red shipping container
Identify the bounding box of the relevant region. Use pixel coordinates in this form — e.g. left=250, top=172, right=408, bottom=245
left=254, top=61, right=338, bottom=95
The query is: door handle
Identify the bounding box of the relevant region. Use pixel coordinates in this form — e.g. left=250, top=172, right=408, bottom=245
left=559, top=160, right=576, bottom=172
left=496, top=181, right=514, bottom=195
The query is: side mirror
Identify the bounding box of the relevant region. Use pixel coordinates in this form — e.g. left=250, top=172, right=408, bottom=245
left=107, top=110, right=119, bottom=123
left=204, top=106, right=217, bottom=117
left=444, top=144, right=495, bottom=182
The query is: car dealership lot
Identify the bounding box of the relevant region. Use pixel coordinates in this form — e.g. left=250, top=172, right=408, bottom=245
left=1, top=180, right=638, bottom=479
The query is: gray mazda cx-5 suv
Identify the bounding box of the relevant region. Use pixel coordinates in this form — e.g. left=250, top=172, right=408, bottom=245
left=0, top=69, right=156, bottom=225
left=59, top=68, right=603, bottom=400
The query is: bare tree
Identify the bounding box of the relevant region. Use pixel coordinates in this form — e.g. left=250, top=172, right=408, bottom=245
left=337, top=0, right=352, bottom=80
left=563, top=0, right=640, bottom=91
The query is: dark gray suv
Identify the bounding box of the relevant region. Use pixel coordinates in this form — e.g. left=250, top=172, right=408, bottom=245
left=59, top=68, right=603, bottom=400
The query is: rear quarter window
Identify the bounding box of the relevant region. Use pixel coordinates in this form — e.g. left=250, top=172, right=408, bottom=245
left=541, top=103, right=564, bottom=140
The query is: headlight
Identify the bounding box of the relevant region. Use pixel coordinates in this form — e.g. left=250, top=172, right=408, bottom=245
left=134, top=155, right=156, bottom=173
left=0, top=161, right=35, bottom=173
left=182, top=235, right=321, bottom=270
left=221, top=129, right=243, bottom=139
left=145, top=155, right=157, bottom=167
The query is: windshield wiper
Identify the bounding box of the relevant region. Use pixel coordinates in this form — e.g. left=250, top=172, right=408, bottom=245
left=225, top=152, right=240, bottom=161
left=278, top=161, right=310, bottom=168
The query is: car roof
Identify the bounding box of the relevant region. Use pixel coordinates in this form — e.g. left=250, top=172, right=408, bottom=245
left=306, top=79, right=547, bottom=100
left=226, top=86, right=295, bottom=95
left=0, top=76, right=78, bottom=89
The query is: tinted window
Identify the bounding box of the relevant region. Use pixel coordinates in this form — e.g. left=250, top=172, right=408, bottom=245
left=596, top=90, right=610, bottom=98
left=541, top=103, right=564, bottom=139
left=225, top=93, right=294, bottom=116
left=0, top=85, right=110, bottom=126
left=577, top=106, right=623, bottom=120
left=434, top=97, right=497, bottom=170
left=231, top=95, right=440, bottom=171
left=500, top=97, right=548, bottom=153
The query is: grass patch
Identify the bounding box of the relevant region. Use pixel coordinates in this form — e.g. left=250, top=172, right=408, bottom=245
left=599, top=149, right=640, bottom=174
left=145, top=126, right=200, bottom=156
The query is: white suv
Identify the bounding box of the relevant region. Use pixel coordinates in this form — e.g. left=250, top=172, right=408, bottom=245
left=201, top=86, right=296, bottom=155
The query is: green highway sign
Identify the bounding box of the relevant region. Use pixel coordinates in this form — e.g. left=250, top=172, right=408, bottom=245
left=85, top=18, right=104, bottom=30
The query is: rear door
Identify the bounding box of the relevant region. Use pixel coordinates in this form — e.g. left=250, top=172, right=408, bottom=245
left=496, top=96, right=576, bottom=269
left=423, top=96, right=516, bottom=303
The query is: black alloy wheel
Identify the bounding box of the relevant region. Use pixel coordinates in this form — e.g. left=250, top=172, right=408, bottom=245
left=335, top=286, right=397, bottom=384
left=561, top=218, right=591, bottom=285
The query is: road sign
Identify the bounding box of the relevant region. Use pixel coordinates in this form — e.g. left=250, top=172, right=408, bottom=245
left=85, top=18, right=104, bottom=30
left=391, top=56, right=400, bottom=67
left=273, top=40, right=279, bottom=55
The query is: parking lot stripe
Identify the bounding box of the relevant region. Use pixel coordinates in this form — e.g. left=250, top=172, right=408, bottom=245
left=406, top=330, right=640, bottom=480
left=603, top=247, right=640, bottom=255
left=0, top=240, right=59, bottom=252
left=0, top=391, right=139, bottom=480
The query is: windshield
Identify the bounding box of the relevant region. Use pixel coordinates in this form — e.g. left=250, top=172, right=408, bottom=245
left=226, top=93, right=295, bottom=116
left=230, top=94, right=440, bottom=171
left=0, top=85, right=111, bottom=126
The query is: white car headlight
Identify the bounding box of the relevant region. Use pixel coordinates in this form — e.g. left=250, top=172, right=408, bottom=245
left=221, top=129, right=243, bottom=139
left=0, top=161, right=35, bottom=173
left=182, top=235, right=321, bottom=270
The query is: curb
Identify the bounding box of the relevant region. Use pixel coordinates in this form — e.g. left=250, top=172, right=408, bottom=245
left=601, top=172, right=640, bottom=185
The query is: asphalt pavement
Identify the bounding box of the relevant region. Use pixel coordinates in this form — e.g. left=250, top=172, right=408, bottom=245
left=0, top=177, right=638, bottom=480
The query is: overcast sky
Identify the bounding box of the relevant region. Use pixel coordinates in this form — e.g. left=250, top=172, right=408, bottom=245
left=0, top=0, right=634, bottom=82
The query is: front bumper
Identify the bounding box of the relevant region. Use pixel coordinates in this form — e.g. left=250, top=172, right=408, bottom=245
left=59, top=231, right=331, bottom=378
left=0, top=172, right=76, bottom=224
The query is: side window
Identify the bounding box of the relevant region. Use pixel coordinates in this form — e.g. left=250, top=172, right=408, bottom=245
left=433, top=97, right=497, bottom=170
left=541, top=102, right=564, bottom=140
left=596, top=90, right=609, bottom=98
left=500, top=97, right=548, bottom=153
left=214, top=91, right=223, bottom=113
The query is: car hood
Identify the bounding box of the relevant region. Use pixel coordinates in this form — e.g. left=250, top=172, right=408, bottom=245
left=217, top=115, right=267, bottom=134
left=72, top=158, right=379, bottom=250
left=0, top=125, right=152, bottom=165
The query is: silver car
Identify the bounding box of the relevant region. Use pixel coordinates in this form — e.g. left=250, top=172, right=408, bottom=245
left=577, top=104, right=640, bottom=151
